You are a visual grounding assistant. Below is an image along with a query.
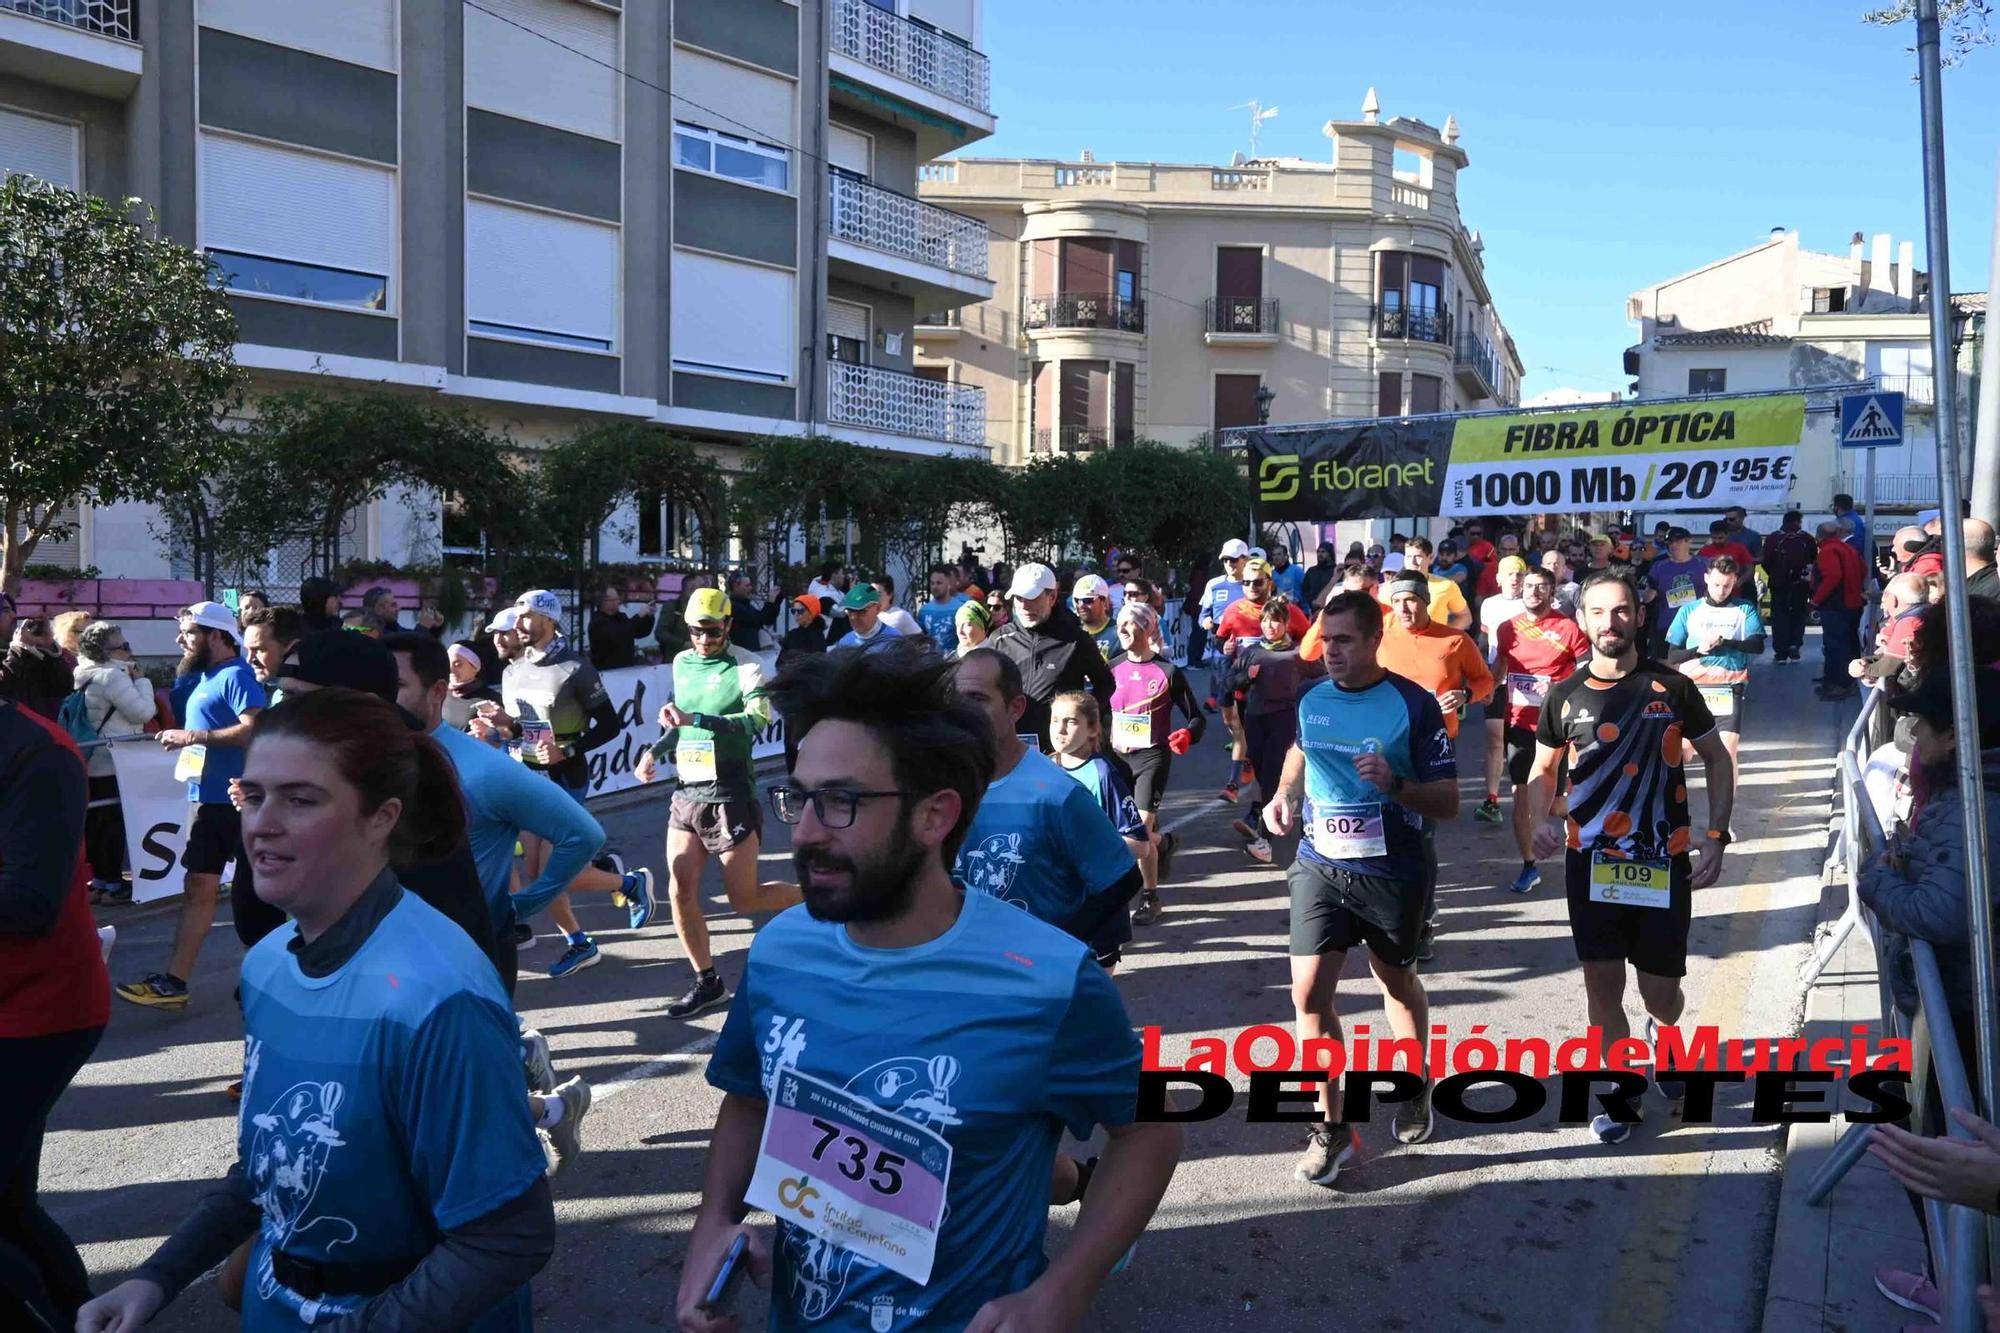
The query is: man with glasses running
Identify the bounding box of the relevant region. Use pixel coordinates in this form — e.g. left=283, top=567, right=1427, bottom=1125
left=1521, top=572, right=1733, bottom=1144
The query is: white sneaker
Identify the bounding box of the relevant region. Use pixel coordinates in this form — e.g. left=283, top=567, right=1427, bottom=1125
left=1245, top=836, right=1274, bottom=864
left=1589, top=1112, right=1638, bottom=1144
left=544, top=1075, right=593, bottom=1176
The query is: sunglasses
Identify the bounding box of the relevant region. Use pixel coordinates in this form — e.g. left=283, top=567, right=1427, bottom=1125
left=689, top=624, right=728, bottom=640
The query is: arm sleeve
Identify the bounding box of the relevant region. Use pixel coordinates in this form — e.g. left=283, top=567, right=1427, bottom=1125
left=332, top=1178, right=554, bottom=1333
left=1456, top=636, right=1493, bottom=702
left=1813, top=550, right=1836, bottom=604
left=131, top=1163, right=262, bottom=1303
left=698, top=654, right=772, bottom=736
left=1168, top=666, right=1207, bottom=743
left=0, top=737, right=87, bottom=937
left=109, top=670, right=159, bottom=728
left=1440, top=582, right=1471, bottom=622
left=1859, top=828, right=1972, bottom=945
left=571, top=666, right=621, bottom=754
left=498, top=761, right=607, bottom=921
left=706, top=960, right=766, bottom=1098
left=398, top=993, right=551, bottom=1233
left=224, top=669, right=268, bottom=715
left=1041, top=957, right=1143, bottom=1138
left=169, top=671, right=200, bottom=721
left=1535, top=689, right=1566, bottom=749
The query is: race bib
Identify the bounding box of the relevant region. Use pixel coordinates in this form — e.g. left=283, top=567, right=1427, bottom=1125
left=746, top=1067, right=952, bottom=1286
left=1112, top=711, right=1152, bottom=751
left=1667, top=587, right=1697, bottom=608
left=1309, top=800, right=1388, bottom=860
left=1699, top=685, right=1736, bottom=719
left=1588, top=853, right=1672, bottom=909
left=1506, top=673, right=1552, bottom=708
left=677, top=737, right=717, bottom=783
left=515, top=720, right=551, bottom=764
left=173, top=744, right=206, bottom=783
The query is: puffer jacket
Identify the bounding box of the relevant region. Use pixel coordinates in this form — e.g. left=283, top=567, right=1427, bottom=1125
left=986, top=601, right=1115, bottom=748
left=73, top=659, right=158, bottom=776
left=1860, top=747, right=2000, bottom=1018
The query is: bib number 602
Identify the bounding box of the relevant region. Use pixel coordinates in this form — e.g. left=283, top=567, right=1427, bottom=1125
left=810, top=1117, right=906, bottom=1195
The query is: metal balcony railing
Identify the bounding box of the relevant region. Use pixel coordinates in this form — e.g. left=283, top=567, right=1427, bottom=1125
left=826, top=361, right=985, bottom=448
left=3, top=0, right=132, bottom=38
left=1025, top=291, right=1146, bottom=334
left=1373, top=302, right=1452, bottom=345
left=1206, top=296, right=1279, bottom=336
left=916, top=309, right=960, bottom=328
left=828, top=174, right=990, bottom=281
left=1030, top=425, right=1111, bottom=454
left=1837, top=472, right=1938, bottom=507
left=832, top=0, right=991, bottom=115
left=1874, top=373, right=1937, bottom=407
left=1456, top=333, right=1499, bottom=392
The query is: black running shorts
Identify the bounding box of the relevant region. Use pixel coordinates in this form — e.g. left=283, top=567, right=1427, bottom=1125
left=1287, top=856, right=1427, bottom=969
left=1563, top=847, right=1693, bottom=978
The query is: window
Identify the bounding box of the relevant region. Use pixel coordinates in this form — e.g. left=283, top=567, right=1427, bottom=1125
left=1378, top=371, right=1403, bottom=417
left=200, top=132, right=395, bottom=311
left=671, top=250, right=795, bottom=382
left=1811, top=286, right=1848, bottom=314
left=1115, top=362, right=1135, bottom=445
left=1376, top=251, right=1446, bottom=341
left=828, top=124, right=872, bottom=180
left=0, top=107, right=81, bottom=188
left=637, top=491, right=683, bottom=559
left=673, top=122, right=790, bottom=191
left=201, top=0, right=397, bottom=70
left=1214, top=374, right=1262, bottom=434
left=671, top=46, right=796, bottom=161
left=441, top=496, right=487, bottom=569
left=1688, top=368, right=1727, bottom=394
left=466, top=197, right=619, bottom=351
left=1410, top=373, right=1443, bottom=415
left=465, top=0, right=620, bottom=141
left=827, top=300, right=869, bottom=365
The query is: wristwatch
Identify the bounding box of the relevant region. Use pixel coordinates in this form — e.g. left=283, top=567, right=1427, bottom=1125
left=1706, top=828, right=1731, bottom=847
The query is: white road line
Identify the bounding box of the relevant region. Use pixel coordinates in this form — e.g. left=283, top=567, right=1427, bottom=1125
left=590, top=1031, right=719, bottom=1104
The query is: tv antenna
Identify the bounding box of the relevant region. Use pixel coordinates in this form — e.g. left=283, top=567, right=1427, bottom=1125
left=1226, top=100, right=1280, bottom=159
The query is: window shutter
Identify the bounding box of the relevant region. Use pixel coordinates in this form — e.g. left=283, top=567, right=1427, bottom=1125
left=466, top=0, right=621, bottom=141
left=199, top=0, right=396, bottom=69
left=671, top=250, right=795, bottom=381
left=826, top=299, right=870, bottom=343
left=200, top=133, right=396, bottom=281
left=466, top=199, right=619, bottom=344
left=671, top=47, right=795, bottom=147
left=828, top=124, right=871, bottom=178
left=0, top=108, right=80, bottom=188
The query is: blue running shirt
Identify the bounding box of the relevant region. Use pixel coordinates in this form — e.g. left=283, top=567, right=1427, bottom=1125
left=1294, top=672, right=1455, bottom=880
left=707, top=892, right=1141, bottom=1332
left=181, top=658, right=266, bottom=804
left=953, top=749, right=1135, bottom=923
left=1056, top=754, right=1149, bottom=840
left=916, top=594, right=969, bottom=653
left=236, top=892, right=548, bottom=1332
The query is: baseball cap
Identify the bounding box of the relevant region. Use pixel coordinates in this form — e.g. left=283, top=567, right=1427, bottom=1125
left=181, top=600, right=242, bottom=642
left=685, top=587, right=730, bottom=623
left=1589, top=533, right=1613, bottom=547
left=1249, top=546, right=1267, bottom=561
left=276, top=629, right=399, bottom=703
left=1008, top=563, right=1058, bottom=600
left=1890, top=666, right=2000, bottom=748
left=1072, top=574, right=1111, bottom=602
left=1497, top=555, right=1530, bottom=574
left=1241, top=558, right=1271, bottom=582
left=1218, top=538, right=1251, bottom=561
left=1667, top=526, right=1692, bottom=543
left=484, top=605, right=521, bottom=634
left=842, top=582, right=881, bottom=612
left=513, top=589, right=564, bottom=628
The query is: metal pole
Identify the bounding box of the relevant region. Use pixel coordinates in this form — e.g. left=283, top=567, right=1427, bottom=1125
left=1917, top=0, right=2000, bottom=1252
left=1865, top=445, right=1877, bottom=575
left=1974, top=153, right=2000, bottom=528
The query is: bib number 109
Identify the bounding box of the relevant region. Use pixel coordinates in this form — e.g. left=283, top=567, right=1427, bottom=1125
left=809, top=1117, right=905, bottom=1196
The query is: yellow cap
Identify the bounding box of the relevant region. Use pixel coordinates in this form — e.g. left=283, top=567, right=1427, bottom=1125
left=684, top=587, right=730, bottom=624
left=1242, top=558, right=1271, bottom=580
left=1498, top=555, right=1530, bottom=574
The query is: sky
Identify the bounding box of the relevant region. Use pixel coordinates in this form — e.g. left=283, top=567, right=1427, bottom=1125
left=963, top=0, right=1999, bottom=402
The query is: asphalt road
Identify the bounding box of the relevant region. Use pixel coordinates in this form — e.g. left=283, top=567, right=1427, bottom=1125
left=47, top=651, right=1857, bottom=1332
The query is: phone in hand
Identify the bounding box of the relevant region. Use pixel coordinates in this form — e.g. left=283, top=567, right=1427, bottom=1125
left=701, top=1233, right=749, bottom=1313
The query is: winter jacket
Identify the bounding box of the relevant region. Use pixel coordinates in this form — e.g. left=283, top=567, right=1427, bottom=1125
left=1859, top=747, right=2000, bottom=1019
left=1761, top=527, right=1818, bottom=586
left=1813, top=536, right=1866, bottom=610
left=0, top=645, right=71, bottom=719
left=72, top=659, right=158, bottom=775
left=986, top=603, right=1116, bottom=748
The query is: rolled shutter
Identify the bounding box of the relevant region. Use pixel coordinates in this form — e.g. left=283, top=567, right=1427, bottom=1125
left=467, top=198, right=619, bottom=345
left=0, top=108, right=80, bottom=188
left=466, top=0, right=620, bottom=141
left=201, top=133, right=395, bottom=280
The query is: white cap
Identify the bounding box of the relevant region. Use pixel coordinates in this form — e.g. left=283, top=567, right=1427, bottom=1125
left=1249, top=545, right=1267, bottom=560
left=1008, top=563, right=1058, bottom=600
left=513, top=589, right=564, bottom=628
left=1218, top=538, right=1251, bottom=560
left=1071, top=574, right=1111, bottom=602
left=485, top=605, right=522, bottom=633
left=180, top=600, right=241, bottom=642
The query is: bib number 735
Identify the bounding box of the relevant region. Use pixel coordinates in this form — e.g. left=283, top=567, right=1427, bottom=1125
left=810, top=1117, right=905, bottom=1195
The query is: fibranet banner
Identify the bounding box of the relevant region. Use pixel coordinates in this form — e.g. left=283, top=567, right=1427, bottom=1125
left=1247, top=394, right=1807, bottom=522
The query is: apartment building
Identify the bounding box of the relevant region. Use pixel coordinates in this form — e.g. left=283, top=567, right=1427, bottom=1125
left=913, top=91, right=1523, bottom=466
left=0, top=0, right=996, bottom=581
left=1625, top=228, right=1986, bottom=517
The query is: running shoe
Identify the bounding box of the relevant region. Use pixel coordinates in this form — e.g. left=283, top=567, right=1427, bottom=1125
left=115, top=973, right=189, bottom=1010
left=1218, top=779, right=1240, bottom=805
left=1507, top=866, right=1542, bottom=896
left=548, top=937, right=600, bottom=978
left=1644, top=1016, right=1686, bottom=1103
left=1393, top=1083, right=1435, bottom=1145
left=666, top=972, right=731, bottom=1019
left=1156, top=831, right=1178, bottom=882
left=513, top=921, right=537, bottom=948
left=1230, top=818, right=1258, bottom=841
left=623, top=867, right=657, bottom=930
left=1473, top=797, right=1504, bottom=825
left=1203, top=696, right=1219, bottom=713
left=97, top=925, right=116, bottom=964
left=1589, top=1112, right=1638, bottom=1145
left=1244, top=835, right=1274, bottom=865
left=1873, top=1268, right=1941, bottom=1320
left=1130, top=890, right=1162, bottom=927
left=544, top=1074, right=593, bottom=1176
left=1294, top=1122, right=1358, bottom=1185
left=521, top=1027, right=557, bottom=1095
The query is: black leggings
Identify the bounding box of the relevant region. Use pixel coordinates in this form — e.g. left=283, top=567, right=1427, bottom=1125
left=0, top=1024, right=104, bottom=1328
left=84, top=775, right=125, bottom=884
left=230, top=835, right=282, bottom=948
left=1243, top=710, right=1299, bottom=837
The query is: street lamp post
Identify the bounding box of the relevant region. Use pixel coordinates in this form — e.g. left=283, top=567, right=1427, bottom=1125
left=1254, top=383, right=1276, bottom=426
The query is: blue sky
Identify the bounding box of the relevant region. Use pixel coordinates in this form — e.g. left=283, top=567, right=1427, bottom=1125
left=966, top=0, right=1999, bottom=401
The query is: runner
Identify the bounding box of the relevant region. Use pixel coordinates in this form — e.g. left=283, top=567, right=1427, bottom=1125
left=875, top=575, right=923, bottom=639
left=1490, top=569, right=1591, bottom=894
left=1106, top=601, right=1204, bottom=924
left=1664, top=555, right=1765, bottom=802
left=1521, top=572, right=1734, bottom=1144
left=1050, top=690, right=1154, bottom=912
left=1643, top=528, right=1706, bottom=662
left=916, top=562, right=971, bottom=654
left=1214, top=559, right=1312, bottom=803
left=1198, top=538, right=1253, bottom=713
left=1471, top=555, right=1530, bottom=827
left=1542, top=548, right=1581, bottom=618
left=985, top=564, right=1116, bottom=750
left=677, top=640, right=1179, bottom=1333
left=1073, top=574, right=1120, bottom=658
left=1267, top=543, right=1307, bottom=603
left=444, top=641, right=503, bottom=731
left=948, top=648, right=1142, bottom=968
left=1261, top=591, right=1459, bottom=1182
left=78, top=691, right=556, bottom=1333
left=635, top=588, right=802, bottom=1018
left=1223, top=598, right=1321, bottom=866
left=1398, top=537, right=1475, bottom=631
left=953, top=597, right=992, bottom=655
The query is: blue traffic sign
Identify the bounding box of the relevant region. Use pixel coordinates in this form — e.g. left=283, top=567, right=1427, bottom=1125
left=1839, top=391, right=1905, bottom=449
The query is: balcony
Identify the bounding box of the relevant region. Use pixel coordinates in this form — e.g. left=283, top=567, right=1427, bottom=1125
left=915, top=308, right=960, bottom=340
left=1455, top=333, right=1499, bottom=398
left=826, top=361, right=985, bottom=449
left=0, top=0, right=140, bottom=97
left=831, top=0, right=991, bottom=128
left=1836, top=471, right=1939, bottom=508
left=1874, top=373, right=1936, bottom=409
left=1204, top=296, right=1279, bottom=346
left=1372, top=303, right=1452, bottom=347
left=1026, top=292, right=1146, bottom=335
left=826, top=174, right=992, bottom=314
left=1030, top=425, right=1112, bottom=454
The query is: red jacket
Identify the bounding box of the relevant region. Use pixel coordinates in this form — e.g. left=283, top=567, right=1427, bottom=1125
left=1698, top=540, right=1755, bottom=570
left=0, top=701, right=109, bottom=1038
left=1813, top=536, right=1866, bottom=610
left=1906, top=550, right=1945, bottom=579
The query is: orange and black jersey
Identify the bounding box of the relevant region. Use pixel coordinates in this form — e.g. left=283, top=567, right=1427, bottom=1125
left=1535, top=659, right=1716, bottom=859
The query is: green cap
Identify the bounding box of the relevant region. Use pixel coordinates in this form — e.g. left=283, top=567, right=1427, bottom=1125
left=843, top=582, right=881, bottom=612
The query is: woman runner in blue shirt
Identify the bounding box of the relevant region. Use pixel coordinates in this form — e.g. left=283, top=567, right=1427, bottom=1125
left=79, top=690, right=554, bottom=1333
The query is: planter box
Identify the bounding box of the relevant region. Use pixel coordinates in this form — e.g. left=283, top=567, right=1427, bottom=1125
left=15, top=579, right=205, bottom=621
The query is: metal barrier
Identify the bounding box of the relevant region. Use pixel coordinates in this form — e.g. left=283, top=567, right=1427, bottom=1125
left=1804, top=683, right=1988, bottom=1331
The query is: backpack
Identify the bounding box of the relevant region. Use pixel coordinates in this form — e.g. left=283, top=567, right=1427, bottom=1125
left=58, top=687, right=101, bottom=745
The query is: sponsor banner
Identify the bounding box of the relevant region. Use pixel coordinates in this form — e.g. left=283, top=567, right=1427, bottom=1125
left=586, top=657, right=787, bottom=799
left=111, top=743, right=207, bottom=904
left=1249, top=395, right=1806, bottom=523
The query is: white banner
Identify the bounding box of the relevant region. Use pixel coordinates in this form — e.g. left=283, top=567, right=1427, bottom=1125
left=110, top=742, right=207, bottom=904
left=584, top=656, right=788, bottom=799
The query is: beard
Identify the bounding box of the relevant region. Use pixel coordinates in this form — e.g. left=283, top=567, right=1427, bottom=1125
left=1593, top=624, right=1637, bottom=656
left=793, top=820, right=927, bottom=924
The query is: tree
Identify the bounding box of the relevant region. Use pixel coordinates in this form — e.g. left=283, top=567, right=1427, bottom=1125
left=988, top=454, right=1091, bottom=566
left=1864, top=0, right=1993, bottom=61
left=1080, top=442, right=1246, bottom=578
left=536, top=421, right=732, bottom=595
left=0, top=177, right=242, bottom=593
left=871, top=454, right=1003, bottom=591
left=730, top=434, right=875, bottom=581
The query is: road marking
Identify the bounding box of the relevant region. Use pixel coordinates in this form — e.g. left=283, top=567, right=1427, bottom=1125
left=591, top=1031, right=720, bottom=1105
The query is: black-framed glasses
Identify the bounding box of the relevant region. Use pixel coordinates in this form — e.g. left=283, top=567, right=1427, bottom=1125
left=769, top=784, right=913, bottom=828
left=688, top=624, right=728, bottom=640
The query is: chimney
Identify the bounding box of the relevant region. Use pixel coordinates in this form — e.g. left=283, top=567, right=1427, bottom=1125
left=1896, top=240, right=1915, bottom=300
left=1872, top=233, right=1893, bottom=299
left=1850, top=232, right=1866, bottom=290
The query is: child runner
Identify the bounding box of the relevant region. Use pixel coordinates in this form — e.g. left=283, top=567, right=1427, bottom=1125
left=1224, top=598, right=1323, bottom=864
left=1106, top=601, right=1205, bottom=924
left=1050, top=690, right=1154, bottom=954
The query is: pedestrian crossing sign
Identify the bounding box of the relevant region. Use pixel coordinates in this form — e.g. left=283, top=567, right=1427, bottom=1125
left=1838, top=391, right=1904, bottom=448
